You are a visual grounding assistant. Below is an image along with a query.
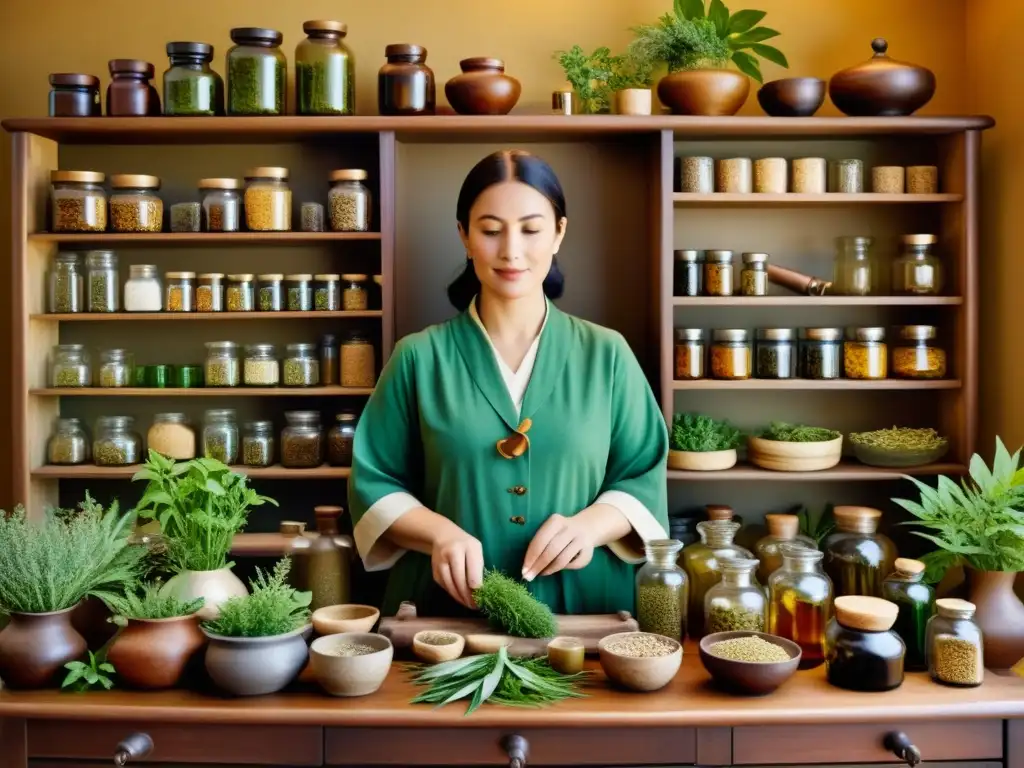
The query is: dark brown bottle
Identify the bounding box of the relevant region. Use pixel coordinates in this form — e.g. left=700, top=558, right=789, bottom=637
left=107, top=60, right=161, bottom=116
left=378, top=44, right=435, bottom=115
left=49, top=73, right=101, bottom=117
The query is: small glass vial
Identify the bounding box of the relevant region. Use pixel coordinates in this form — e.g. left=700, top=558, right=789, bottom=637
left=547, top=637, right=585, bottom=675
left=769, top=544, right=832, bottom=669
left=342, top=273, right=369, bottom=310
left=710, top=329, right=751, bottom=380
left=674, top=249, right=702, bottom=297
left=199, top=178, right=242, bottom=232
left=203, top=409, right=239, bottom=464
left=755, top=328, right=795, bottom=379
left=828, top=159, right=864, bottom=193
left=705, top=557, right=766, bottom=634
left=283, top=343, right=321, bottom=387
left=327, top=411, right=358, bottom=466
left=635, top=539, right=687, bottom=641
left=883, top=558, right=935, bottom=672
left=754, top=514, right=816, bottom=585
left=109, top=174, right=163, bottom=233
left=927, top=598, right=983, bottom=687
left=740, top=252, right=769, bottom=296
left=286, top=274, right=313, bottom=311
left=281, top=410, right=324, bottom=468
left=300, top=202, right=325, bottom=232
left=315, top=274, right=341, bottom=311
left=703, top=250, right=734, bottom=296
left=244, top=167, right=292, bottom=231
left=49, top=252, right=84, bottom=313
left=320, top=334, right=339, bottom=385
left=674, top=328, right=705, bottom=380
left=98, top=349, right=132, bottom=388
left=147, top=413, right=196, bottom=461
left=205, top=341, right=240, bottom=387
left=328, top=169, right=372, bottom=232
left=258, top=274, right=284, bottom=311
left=825, top=596, right=905, bottom=692
left=165, top=271, right=195, bottom=313
left=242, top=420, right=275, bottom=467
left=845, top=327, right=887, bottom=380
left=893, top=234, right=943, bottom=295
left=93, top=416, right=142, bottom=466
left=124, top=265, right=162, bottom=312
left=833, top=236, right=876, bottom=296
left=226, top=273, right=255, bottom=312
left=170, top=203, right=201, bottom=233
left=84, top=251, right=119, bottom=313
left=196, top=273, right=224, bottom=312
left=893, top=325, right=947, bottom=379
left=244, top=343, right=280, bottom=386
left=341, top=332, right=377, bottom=387
left=47, top=417, right=90, bottom=465
left=51, top=344, right=91, bottom=387
left=51, top=170, right=107, bottom=232
left=799, top=328, right=843, bottom=380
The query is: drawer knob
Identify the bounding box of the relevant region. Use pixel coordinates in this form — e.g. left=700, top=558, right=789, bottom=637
left=883, top=732, right=921, bottom=767
left=113, top=732, right=154, bottom=766
left=503, top=734, right=529, bottom=768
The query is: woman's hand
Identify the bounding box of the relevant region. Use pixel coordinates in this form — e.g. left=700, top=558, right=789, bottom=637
left=521, top=514, right=596, bottom=582
left=432, top=528, right=485, bottom=609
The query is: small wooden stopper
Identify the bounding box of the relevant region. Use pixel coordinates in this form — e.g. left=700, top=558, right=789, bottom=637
left=894, top=557, right=925, bottom=576
left=833, top=505, right=882, bottom=532
left=765, top=513, right=799, bottom=539
left=935, top=598, right=976, bottom=619
left=706, top=504, right=735, bottom=521
left=280, top=520, right=306, bottom=536
left=834, top=596, right=899, bottom=632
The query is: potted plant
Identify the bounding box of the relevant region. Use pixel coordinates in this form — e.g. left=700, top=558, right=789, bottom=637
left=105, top=583, right=206, bottom=689
left=891, top=437, right=1024, bottom=669
left=200, top=559, right=312, bottom=696
left=748, top=422, right=843, bottom=472
left=609, top=52, right=656, bottom=115
left=553, top=45, right=618, bottom=115
left=0, top=495, right=146, bottom=689
left=668, top=413, right=742, bottom=471
left=629, top=0, right=788, bottom=116
left=132, top=451, right=277, bottom=619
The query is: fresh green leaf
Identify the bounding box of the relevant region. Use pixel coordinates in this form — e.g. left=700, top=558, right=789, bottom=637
left=708, top=0, right=730, bottom=36
left=729, top=26, right=781, bottom=46
left=678, top=0, right=706, bottom=19
left=106, top=581, right=205, bottom=620
left=200, top=558, right=310, bottom=638
left=750, top=43, right=789, bottom=68
left=727, top=9, right=766, bottom=33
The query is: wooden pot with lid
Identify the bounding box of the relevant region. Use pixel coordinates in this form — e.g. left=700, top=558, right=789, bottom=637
left=828, top=38, right=936, bottom=117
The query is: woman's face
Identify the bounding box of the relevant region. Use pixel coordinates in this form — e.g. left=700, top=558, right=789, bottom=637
left=459, top=180, right=567, bottom=303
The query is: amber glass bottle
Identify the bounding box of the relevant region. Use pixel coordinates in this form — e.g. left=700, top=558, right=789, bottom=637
left=680, top=520, right=752, bottom=639
left=283, top=508, right=353, bottom=610
left=753, top=513, right=817, bottom=584
left=823, top=506, right=897, bottom=598
left=882, top=558, right=935, bottom=671
left=768, top=544, right=832, bottom=669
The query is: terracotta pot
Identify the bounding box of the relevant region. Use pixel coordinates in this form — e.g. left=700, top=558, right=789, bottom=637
left=0, top=606, right=88, bottom=689
left=966, top=569, right=1024, bottom=669
left=202, top=625, right=310, bottom=696
left=657, top=69, right=750, bottom=116
left=615, top=88, right=652, bottom=116
left=107, top=614, right=206, bottom=689
left=161, top=567, right=248, bottom=620
left=444, top=57, right=521, bottom=115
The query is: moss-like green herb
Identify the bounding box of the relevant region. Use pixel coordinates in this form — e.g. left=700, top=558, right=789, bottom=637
left=670, top=412, right=743, bottom=452
left=106, top=581, right=205, bottom=621
left=296, top=60, right=351, bottom=115
left=473, top=570, right=558, bottom=638
left=201, top=558, right=311, bottom=638
left=227, top=55, right=284, bottom=115
left=761, top=421, right=840, bottom=442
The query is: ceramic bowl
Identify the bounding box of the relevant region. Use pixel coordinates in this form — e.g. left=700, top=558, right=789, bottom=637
left=757, top=77, right=826, bottom=117
left=598, top=632, right=682, bottom=692
left=667, top=449, right=738, bottom=472
left=312, top=604, right=380, bottom=635
left=412, top=630, right=465, bottom=663
left=310, top=632, right=393, bottom=697
left=699, top=631, right=801, bottom=695
left=748, top=435, right=843, bottom=472
left=849, top=439, right=949, bottom=468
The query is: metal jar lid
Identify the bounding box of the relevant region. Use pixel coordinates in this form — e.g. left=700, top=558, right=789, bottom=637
left=674, top=249, right=701, bottom=262
left=742, top=252, right=769, bottom=264
left=229, top=28, right=284, bottom=46
left=847, top=327, right=886, bottom=342
left=204, top=408, right=237, bottom=420
left=166, top=271, right=196, bottom=279
left=705, top=250, right=734, bottom=263
left=800, top=327, right=843, bottom=342
left=286, top=343, right=318, bottom=355
left=245, top=343, right=277, bottom=356
left=675, top=328, right=704, bottom=343
left=712, top=329, right=748, bottom=343
left=166, top=42, right=214, bottom=58
left=303, top=20, right=348, bottom=36
left=897, top=324, right=937, bottom=341
left=756, top=328, right=795, bottom=341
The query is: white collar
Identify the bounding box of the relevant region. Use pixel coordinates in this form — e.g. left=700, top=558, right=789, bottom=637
left=468, top=296, right=549, bottom=415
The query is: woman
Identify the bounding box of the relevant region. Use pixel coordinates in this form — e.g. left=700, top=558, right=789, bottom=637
left=348, top=149, right=668, bottom=618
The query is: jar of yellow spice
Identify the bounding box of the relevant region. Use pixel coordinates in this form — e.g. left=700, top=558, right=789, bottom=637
left=341, top=332, right=377, bottom=388
left=244, top=166, right=291, bottom=231
left=710, top=329, right=751, bottom=380
left=845, top=327, right=887, bottom=380
left=703, top=250, right=734, bottom=296
left=892, top=325, right=947, bottom=379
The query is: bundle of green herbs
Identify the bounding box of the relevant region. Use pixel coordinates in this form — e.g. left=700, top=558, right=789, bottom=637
left=553, top=46, right=654, bottom=114
left=670, top=413, right=743, bottom=452
left=849, top=427, right=948, bottom=452
left=106, top=581, right=205, bottom=622
left=201, top=559, right=311, bottom=638
left=473, top=570, right=558, bottom=638
left=760, top=422, right=840, bottom=443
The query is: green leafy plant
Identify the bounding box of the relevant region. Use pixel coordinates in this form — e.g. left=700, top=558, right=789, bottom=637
left=553, top=46, right=616, bottom=114
left=760, top=422, right=841, bottom=443
left=106, top=581, right=205, bottom=621
left=791, top=502, right=836, bottom=547
left=132, top=451, right=277, bottom=573
left=62, top=650, right=116, bottom=692
left=670, top=413, right=743, bottom=452
left=201, top=559, right=311, bottom=638
left=472, top=570, right=558, bottom=638
left=891, top=437, right=1024, bottom=583
left=0, top=494, right=146, bottom=614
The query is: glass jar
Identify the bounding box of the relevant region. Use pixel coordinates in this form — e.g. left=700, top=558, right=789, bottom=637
left=93, top=416, right=142, bottom=466
left=226, top=273, right=255, bottom=312
left=85, top=250, right=119, bottom=313
left=755, top=328, right=795, bottom=379
left=828, top=159, right=864, bottom=193
left=883, top=558, right=935, bottom=671
left=196, top=273, right=224, bottom=312
left=165, top=271, right=195, bottom=313
left=710, top=329, right=751, bottom=380
left=799, top=327, right=843, bottom=379
left=110, top=174, right=163, bottom=233
left=203, top=409, right=239, bottom=464
left=769, top=545, right=832, bottom=669
left=283, top=343, right=320, bottom=387
left=287, top=507, right=355, bottom=610
left=106, top=59, right=160, bottom=116
left=705, top=558, right=766, bottom=634
left=243, top=343, right=279, bottom=386
left=634, top=539, right=688, bottom=641
left=163, top=42, right=224, bottom=116
left=740, top=252, right=769, bottom=296
left=286, top=274, right=313, bottom=311
left=328, top=170, right=372, bottom=232
left=674, top=249, right=701, bottom=297
left=754, top=513, right=817, bottom=585
left=244, top=167, right=292, bottom=231
left=281, top=411, right=324, bottom=468
left=147, top=413, right=196, bottom=460
left=378, top=43, right=435, bottom=115
left=51, top=344, right=90, bottom=387
left=341, top=273, right=369, bottom=310
left=49, top=73, right=101, bottom=117
left=823, top=506, right=897, bottom=598
left=227, top=27, right=286, bottom=116
left=341, top=332, right=377, bottom=388
left=320, top=334, right=339, bottom=385
left=205, top=341, right=240, bottom=387
left=296, top=20, right=354, bottom=115
left=199, top=178, right=242, bottom=232
left=314, top=274, right=341, bottom=311
left=832, top=236, right=876, bottom=296
left=825, top=595, right=905, bottom=692
left=48, top=253, right=84, bottom=313
left=47, top=417, right=90, bottom=465
left=98, top=349, right=132, bottom=388
left=674, top=328, right=705, bottom=380
left=927, top=598, right=984, bottom=687
left=124, top=265, right=161, bottom=311
left=680, top=520, right=753, bottom=639
left=301, top=202, right=325, bottom=232
left=703, top=250, right=733, bottom=297
left=242, top=420, right=275, bottom=467
left=893, top=234, right=943, bottom=295
left=170, top=203, right=201, bottom=233
left=327, top=411, right=358, bottom=466
left=844, top=326, right=887, bottom=379
left=50, top=170, right=107, bottom=232
left=893, top=325, right=947, bottom=379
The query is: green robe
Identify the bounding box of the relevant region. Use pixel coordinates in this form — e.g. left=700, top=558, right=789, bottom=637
left=348, top=301, right=668, bottom=618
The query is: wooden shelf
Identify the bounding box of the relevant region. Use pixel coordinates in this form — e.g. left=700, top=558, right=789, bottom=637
left=28, top=231, right=380, bottom=245
left=667, top=462, right=966, bottom=482
left=32, top=386, right=374, bottom=397
left=672, top=193, right=962, bottom=205
left=672, top=379, right=961, bottom=390
left=231, top=531, right=317, bottom=556
left=672, top=296, right=963, bottom=307
left=33, top=311, right=383, bottom=322
left=31, top=464, right=351, bottom=480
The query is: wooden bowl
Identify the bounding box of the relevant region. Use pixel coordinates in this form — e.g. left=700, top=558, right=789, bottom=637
left=747, top=435, right=843, bottom=472
left=598, top=632, right=682, bottom=692
left=412, top=630, right=465, bottom=663
left=667, top=449, right=737, bottom=471
left=309, top=632, right=393, bottom=697
left=757, top=77, right=826, bottom=117
left=312, top=604, right=380, bottom=636
left=699, top=631, right=801, bottom=695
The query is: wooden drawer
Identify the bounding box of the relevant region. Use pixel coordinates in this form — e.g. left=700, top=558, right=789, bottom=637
left=732, top=721, right=1003, bottom=765
left=326, top=727, right=695, bottom=766
left=27, top=721, right=323, bottom=766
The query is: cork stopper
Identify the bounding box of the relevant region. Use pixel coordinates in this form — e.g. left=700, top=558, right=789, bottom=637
left=280, top=521, right=306, bottom=536
left=894, top=558, right=926, bottom=576
left=834, top=596, right=899, bottom=632
left=706, top=504, right=735, bottom=521
left=936, top=598, right=976, bottom=620
left=766, top=513, right=799, bottom=539
left=315, top=505, right=344, bottom=535
left=833, top=506, right=882, bottom=534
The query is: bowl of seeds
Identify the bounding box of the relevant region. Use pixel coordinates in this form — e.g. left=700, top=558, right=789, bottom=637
left=310, top=632, right=393, bottom=697
left=699, top=631, right=801, bottom=695
left=848, top=427, right=949, bottom=468
left=412, top=630, right=466, bottom=663
left=598, top=631, right=682, bottom=692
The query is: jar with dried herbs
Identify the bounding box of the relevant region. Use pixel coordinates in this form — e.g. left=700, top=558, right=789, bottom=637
left=892, top=325, right=946, bottom=379
left=93, top=416, right=142, bottom=466
left=342, top=273, right=369, bottom=310
left=163, top=42, right=224, bottom=116
left=320, top=334, right=339, bottom=385
left=244, top=343, right=279, bottom=386
left=98, top=349, right=132, bottom=388
left=124, top=265, right=162, bottom=312
left=705, top=557, right=766, bottom=634
left=674, top=249, right=702, bottom=296
left=799, top=327, right=843, bottom=379
left=768, top=544, right=832, bottom=669
left=204, top=341, right=240, bottom=387
left=755, top=328, right=795, bottom=379
left=286, top=274, right=313, bottom=311
left=48, top=252, right=84, bottom=313
left=740, top=252, right=769, bottom=296
left=681, top=521, right=753, bottom=638
left=50, top=171, right=107, bottom=232
left=244, top=167, right=291, bottom=231
left=164, top=272, right=195, bottom=312
left=283, top=343, right=320, bottom=387
left=199, top=178, right=242, bottom=232
left=674, top=328, right=705, bottom=380
left=710, top=329, right=751, bottom=380
left=196, top=273, right=224, bottom=312
left=845, top=327, right=887, bottom=379
left=893, top=234, right=943, bottom=295
left=296, top=20, right=354, bottom=115
left=257, top=274, right=284, bottom=311
left=281, top=410, right=324, bottom=468
left=203, top=409, right=239, bottom=464
left=927, top=598, right=983, bottom=687
left=635, top=539, right=687, bottom=641
left=832, top=236, right=877, bottom=296
left=823, top=506, right=897, bottom=598
left=341, top=333, right=376, bottom=388
left=328, top=169, right=372, bottom=231
left=314, top=274, right=341, bottom=310
left=51, top=344, right=91, bottom=387
left=300, top=202, right=325, bottom=232
left=242, top=420, right=275, bottom=467
left=226, top=273, right=255, bottom=312
left=170, top=202, right=201, bottom=233
left=147, top=413, right=196, bottom=460
left=110, top=174, right=163, bottom=233
left=703, top=250, right=734, bottom=296
left=227, top=28, right=286, bottom=115
left=47, top=418, right=90, bottom=465
left=327, top=411, right=358, bottom=466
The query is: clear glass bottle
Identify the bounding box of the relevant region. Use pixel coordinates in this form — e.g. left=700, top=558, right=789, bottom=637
left=109, top=174, right=163, bottom=233
left=203, top=409, right=239, bottom=464
left=199, top=178, right=242, bottom=232
left=340, top=332, right=376, bottom=387
left=680, top=520, right=753, bottom=639
left=799, top=327, right=843, bottom=379
left=258, top=274, right=284, bottom=311
left=328, top=170, right=372, bottom=232
left=823, top=506, right=898, bottom=598
left=320, top=333, right=339, bottom=385
left=242, top=420, right=275, bottom=467
left=674, top=249, right=702, bottom=296
left=85, top=250, right=119, bottom=313
left=755, top=328, right=795, bottom=379
left=927, top=598, right=984, bottom=687
left=341, top=273, right=369, bottom=310
left=314, top=274, right=341, bottom=311
left=636, top=539, right=688, bottom=641
left=296, top=21, right=354, bottom=116
left=47, top=417, right=90, bottom=465
left=225, top=273, right=255, bottom=312
left=51, top=170, right=107, bottom=232
left=286, top=274, right=313, bottom=311
left=281, top=410, right=324, bottom=468
left=327, top=411, right=358, bottom=466
left=832, top=236, right=876, bottom=296
left=844, top=326, right=887, bottom=379
left=205, top=341, right=240, bottom=387
left=710, top=329, right=751, bottom=380
left=244, top=167, right=292, bottom=231
left=163, top=41, right=224, bottom=116
left=740, top=252, right=769, bottom=296
left=243, top=343, right=280, bottom=386
left=754, top=513, right=816, bottom=585
left=893, top=234, right=943, bottom=295
left=283, top=343, right=320, bottom=387
left=164, top=271, right=195, bottom=313
left=892, top=325, right=947, bottom=379
left=826, top=595, right=905, bottom=692
left=147, top=413, right=196, bottom=461
left=93, top=416, right=142, bottom=466
left=227, top=27, right=286, bottom=115
left=769, top=544, right=832, bottom=669
left=124, top=264, right=162, bottom=312
left=705, top=558, right=766, bottom=634
left=703, top=250, right=734, bottom=296
left=674, top=328, right=704, bottom=380
left=98, top=349, right=132, bottom=388
left=48, top=252, right=84, bottom=313
left=883, top=558, right=935, bottom=671
left=51, top=343, right=91, bottom=387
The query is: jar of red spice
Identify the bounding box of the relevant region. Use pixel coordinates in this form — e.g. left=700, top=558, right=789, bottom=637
left=106, top=59, right=161, bottom=116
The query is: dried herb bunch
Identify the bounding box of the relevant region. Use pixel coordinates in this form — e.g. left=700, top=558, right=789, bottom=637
left=202, top=559, right=311, bottom=638
left=670, top=412, right=743, bottom=452
left=760, top=422, right=840, bottom=442
left=473, top=570, right=558, bottom=639
left=106, top=581, right=205, bottom=621
left=849, top=427, right=948, bottom=452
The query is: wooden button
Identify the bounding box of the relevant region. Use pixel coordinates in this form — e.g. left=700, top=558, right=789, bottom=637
left=509, top=515, right=526, bottom=525
left=507, top=486, right=527, bottom=495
